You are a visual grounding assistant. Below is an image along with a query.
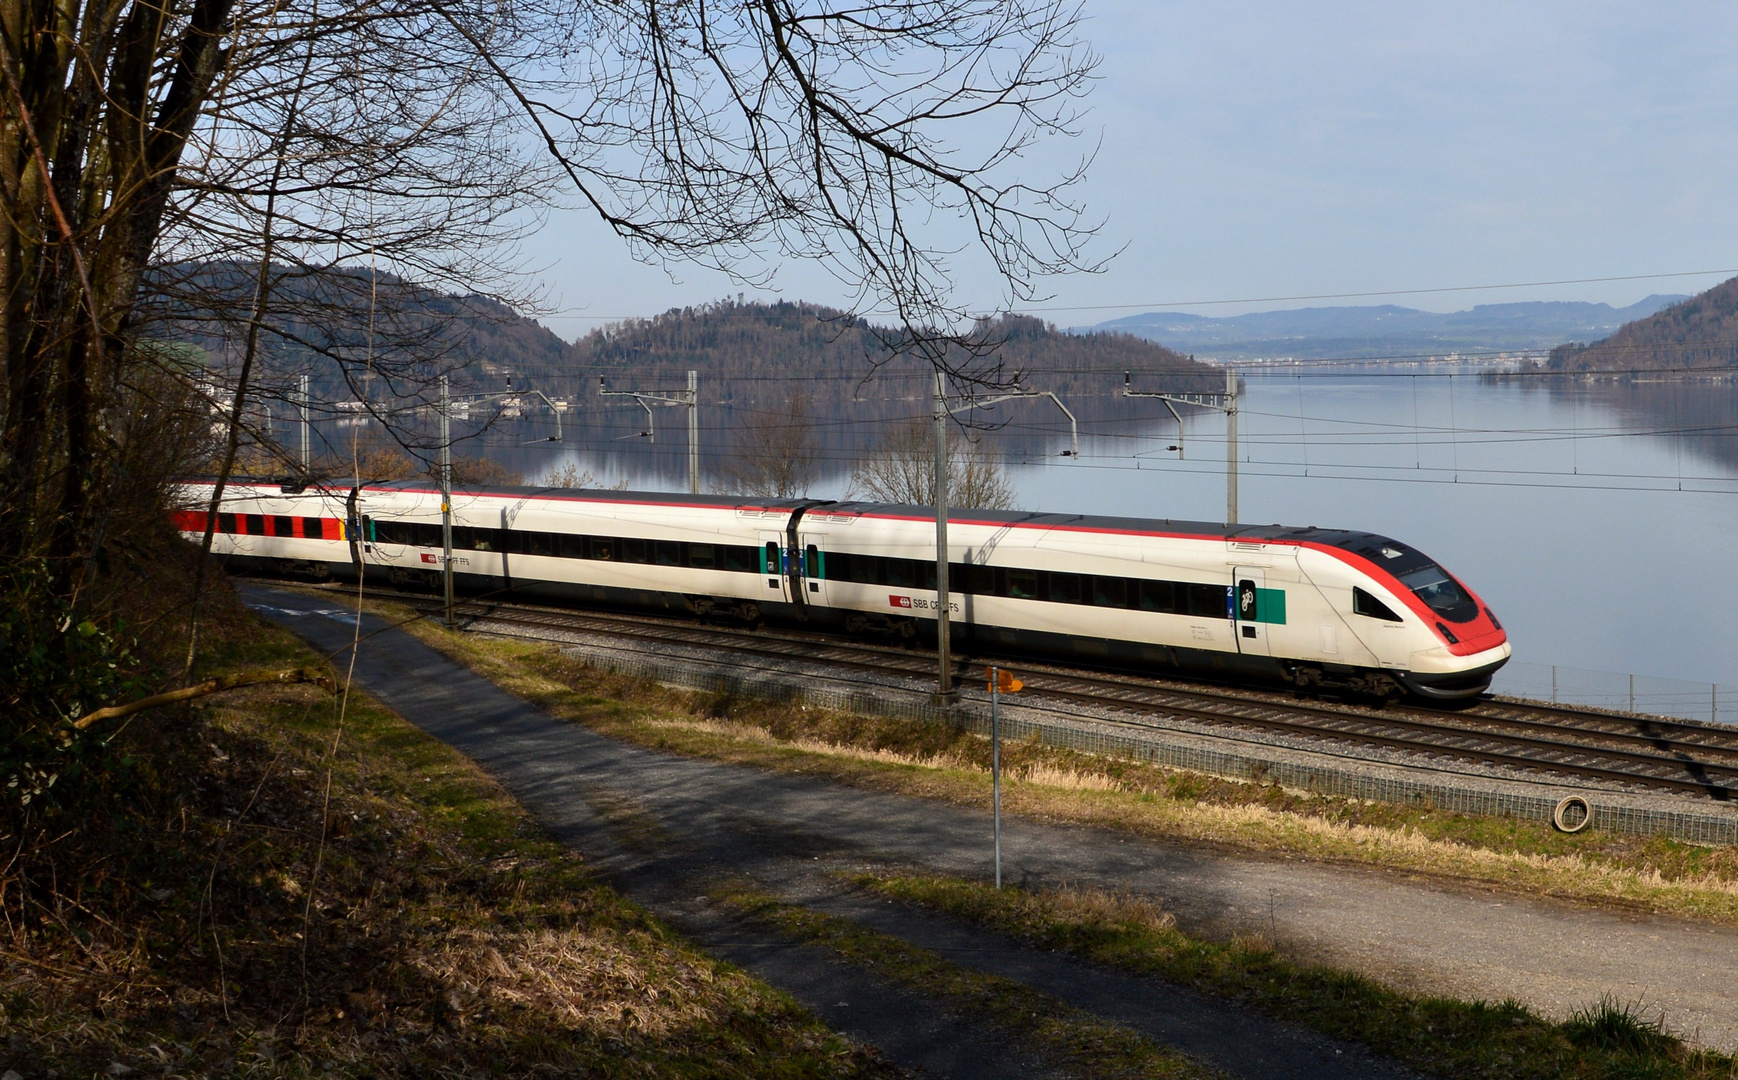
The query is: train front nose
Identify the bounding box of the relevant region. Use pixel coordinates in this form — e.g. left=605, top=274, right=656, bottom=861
left=1400, top=647, right=1510, bottom=700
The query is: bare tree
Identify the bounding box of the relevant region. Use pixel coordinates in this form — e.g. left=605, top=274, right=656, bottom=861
left=541, top=462, right=629, bottom=490
left=718, top=389, right=824, bottom=498
left=2, top=0, right=1101, bottom=613
left=541, top=463, right=599, bottom=489
left=851, top=419, right=1016, bottom=510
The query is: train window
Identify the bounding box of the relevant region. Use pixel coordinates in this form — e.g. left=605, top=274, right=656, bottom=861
left=1005, top=569, right=1037, bottom=600
left=301, top=516, right=324, bottom=539
left=622, top=538, right=649, bottom=563
left=1049, top=573, right=1082, bottom=605
left=589, top=537, right=613, bottom=561
left=655, top=541, right=681, bottom=566
left=272, top=516, right=294, bottom=537
left=764, top=541, right=781, bottom=575
left=1397, top=564, right=1477, bottom=622
left=962, top=564, right=995, bottom=596
left=687, top=544, right=715, bottom=569
left=554, top=534, right=581, bottom=559
left=1091, top=577, right=1127, bottom=608
left=473, top=530, right=495, bottom=552
left=1237, top=580, right=1258, bottom=621
left=723, top=545, right=756, bottom=573
left=1187, top=583, right=1229, bottom=619
left=1353, top=586, right=1403, bottom=622
left=805, top=545, right=819, bottom=577
left=1136, top=580, right=1173, bottom=613
left=218, top=513, right=237, bottom=534
left=245, top=514, right=266, bottom=536
left=917, top=560, right=937, bottom=591
left=886, top=558, right=914, bottom=588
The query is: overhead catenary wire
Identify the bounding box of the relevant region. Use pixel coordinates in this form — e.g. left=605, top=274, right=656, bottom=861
left=263, top=357, right=1738, bottom=498
left=527, top=267, right=1738, bottom=321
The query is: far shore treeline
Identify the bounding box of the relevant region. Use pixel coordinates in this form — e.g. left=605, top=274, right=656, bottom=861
left=1550, top=275, right=1738, bottom=375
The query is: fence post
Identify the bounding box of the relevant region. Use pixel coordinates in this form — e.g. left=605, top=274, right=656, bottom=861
left=1629, top=673, right=1635, bottom=714
left=1551, top=665, right=1558, bottom=705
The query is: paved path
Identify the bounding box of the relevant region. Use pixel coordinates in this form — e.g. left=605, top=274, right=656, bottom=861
left=248, top=585, right=1738, bottom=1065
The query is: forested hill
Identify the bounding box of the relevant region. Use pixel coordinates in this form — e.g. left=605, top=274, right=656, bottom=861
left=1549, top=276, right=1738, bottom=373
left=534, top=301, right=1223, bottom=456
left=160, top=280, right=1224, bottom=460
left=564, top=300, right=1220, bottom=403
left=159, top=273, right=1220, bottom=406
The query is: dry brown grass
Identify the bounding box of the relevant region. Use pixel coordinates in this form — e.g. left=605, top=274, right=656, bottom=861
left=0, top=614, right=902, bottom=1079
left=375, top=615, right=1738, bottom=924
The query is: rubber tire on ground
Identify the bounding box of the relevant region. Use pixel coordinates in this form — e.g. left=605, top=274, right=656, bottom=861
left=1552, top=794, right=1592, bottom=833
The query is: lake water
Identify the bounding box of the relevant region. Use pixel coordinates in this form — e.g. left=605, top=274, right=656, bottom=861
left=324, top=369, right=1738, bottom=709
left=1001, top=369, right=1738, bottom=704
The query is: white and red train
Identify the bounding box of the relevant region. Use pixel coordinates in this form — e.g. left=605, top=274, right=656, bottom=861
left=175, top=480, right=1511, bottom=700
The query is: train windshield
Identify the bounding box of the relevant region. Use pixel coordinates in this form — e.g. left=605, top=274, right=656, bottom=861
left=1398, top=564, right=1478, bottom=623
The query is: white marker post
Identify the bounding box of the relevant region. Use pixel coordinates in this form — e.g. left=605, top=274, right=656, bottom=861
left=987, top=666, right=1023, bottom=888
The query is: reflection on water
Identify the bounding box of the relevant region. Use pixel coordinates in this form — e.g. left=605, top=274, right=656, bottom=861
left=1006, top=371, right=1738, bottom=690
left=306, top=371, right=1738, bottom=691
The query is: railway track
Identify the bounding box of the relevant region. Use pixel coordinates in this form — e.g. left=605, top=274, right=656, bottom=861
left=263, top=580, right=1738, bottom=802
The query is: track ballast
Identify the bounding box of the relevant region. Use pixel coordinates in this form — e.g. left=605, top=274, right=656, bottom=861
left=272, top=581, right=1738, bottom=803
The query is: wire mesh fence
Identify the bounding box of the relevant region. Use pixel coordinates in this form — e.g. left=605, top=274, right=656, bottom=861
left=562, top=642, right=1738, bottom=844
left=1492, top=661, right=1737, bottom=725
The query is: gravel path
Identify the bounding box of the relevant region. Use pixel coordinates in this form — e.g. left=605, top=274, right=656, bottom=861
left=247, top=584, right=1738, bottom=1065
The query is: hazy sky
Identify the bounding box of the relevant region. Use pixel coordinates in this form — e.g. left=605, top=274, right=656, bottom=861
left=519, top=1, right=1738, bottom=339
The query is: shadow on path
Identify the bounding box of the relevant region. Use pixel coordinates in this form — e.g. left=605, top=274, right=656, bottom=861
left=246, top=583, right=1435, bottom=1078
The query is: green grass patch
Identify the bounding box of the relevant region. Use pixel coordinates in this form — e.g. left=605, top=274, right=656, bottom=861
left=708, top=879, right=1225, bottom=1080
left=852, top=870, right=1735, bottom=1080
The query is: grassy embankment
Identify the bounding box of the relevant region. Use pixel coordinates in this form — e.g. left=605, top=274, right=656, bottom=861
left=384, top=610, right=1738, bottom=925
left=369, top=611, right=1738, bottom=1079
left=0, top=615, right=903, bottom=1078
left=844, top=872, right=1733, bottom=1080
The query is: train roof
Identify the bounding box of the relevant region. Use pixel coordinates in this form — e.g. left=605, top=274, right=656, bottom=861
left=819, top=499, right=1417, bottom=561
left=360, top=482, right=1416, bottom=563
left=194, top=478, right=1426, bottom=565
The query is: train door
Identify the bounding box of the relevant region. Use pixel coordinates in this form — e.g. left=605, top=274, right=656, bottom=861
left=799, top=534, right=828, bottom=605
left=366, top=512, right=406, bottom=570
left=1234, top=566, right=1271, bottom=656
left=759, top=530, right=790, bottom=603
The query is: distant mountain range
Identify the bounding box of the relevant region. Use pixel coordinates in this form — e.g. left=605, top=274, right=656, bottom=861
left=1549, top=277, right=1738, bottom=373
left=1085, top=296, right=1688, bottom=361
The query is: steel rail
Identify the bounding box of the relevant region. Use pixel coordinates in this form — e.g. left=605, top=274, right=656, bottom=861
left=262, top=580, right=1738, bottom=800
